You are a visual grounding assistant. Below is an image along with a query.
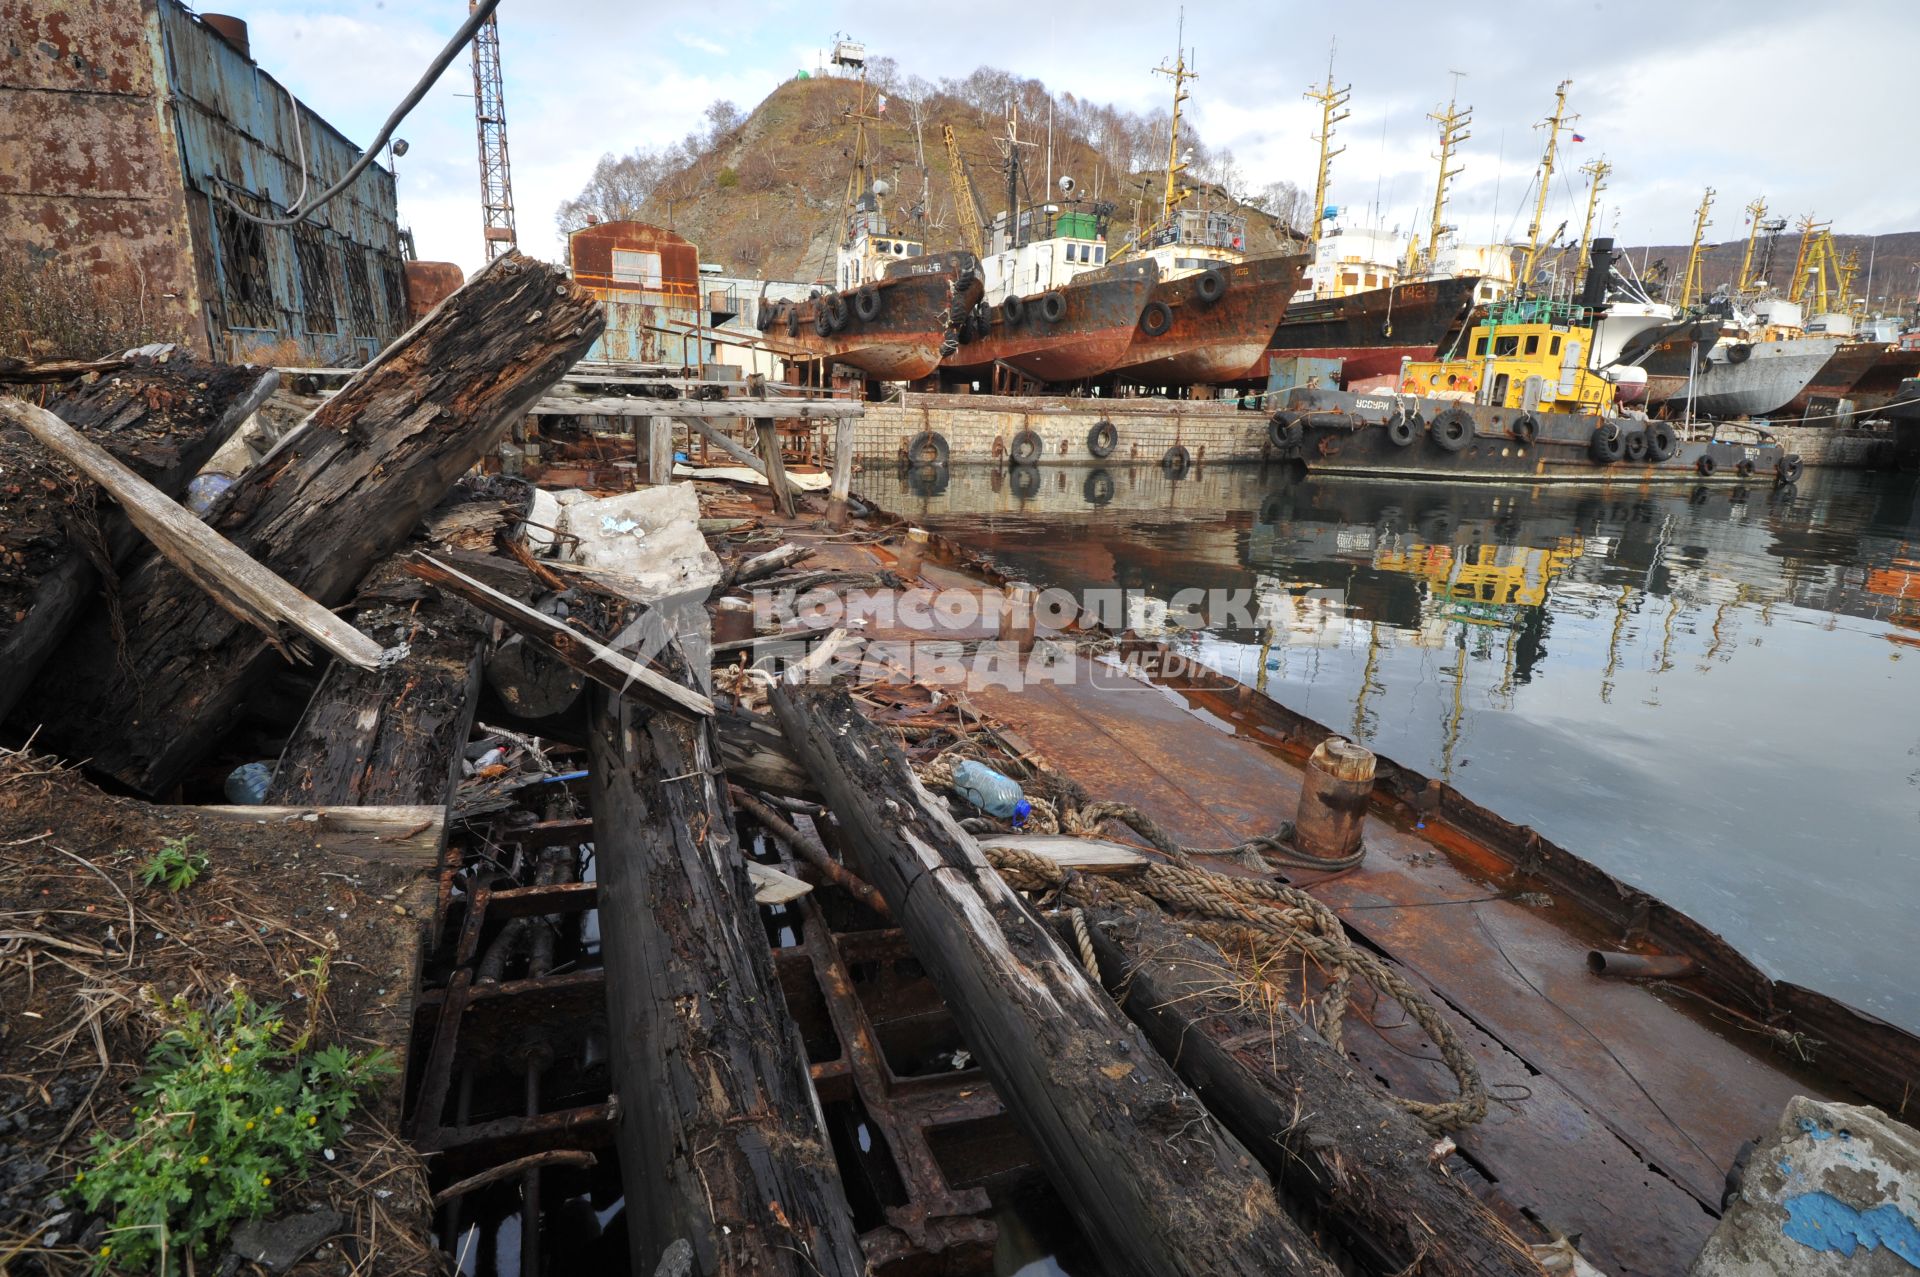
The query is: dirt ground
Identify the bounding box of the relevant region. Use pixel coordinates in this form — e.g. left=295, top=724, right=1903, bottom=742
left=0, top=748, right=440, bottom=1275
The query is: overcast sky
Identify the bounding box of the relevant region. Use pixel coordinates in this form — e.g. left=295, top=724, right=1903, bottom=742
left=223, top=0, right=1920, bottom=276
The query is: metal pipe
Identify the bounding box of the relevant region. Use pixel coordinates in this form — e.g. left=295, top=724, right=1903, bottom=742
left=1586, top=950, right=1698, bottom=980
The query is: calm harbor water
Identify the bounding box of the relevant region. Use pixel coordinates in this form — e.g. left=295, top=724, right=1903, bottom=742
left=862, top=462, right=1920, bottom=1034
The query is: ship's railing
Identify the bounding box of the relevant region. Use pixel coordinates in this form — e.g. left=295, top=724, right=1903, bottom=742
left=1483, top=298, right=1594, bottom=328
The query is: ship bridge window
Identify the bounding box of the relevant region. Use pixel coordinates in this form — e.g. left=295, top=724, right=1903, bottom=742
left=1474, top=336, right=1488, bottom=355
left=894, top=241, right=907, bottom=254
left=909, top=243, right=923, bottom=255
left=1494, top=335, right=1519, bottom=357
left=1550, top=335, right=1562, bottom=355
left=1095, top=246, right=1105, bottom=263
left=1524, top=335, right=1539, bottom=355
left=1341, top=272, right=1360, bottom=288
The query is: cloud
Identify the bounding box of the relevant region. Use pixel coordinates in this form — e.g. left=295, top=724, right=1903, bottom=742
left=676, top=32, right=728, bottom=57
left=214, top=0, right=1920, bottom=275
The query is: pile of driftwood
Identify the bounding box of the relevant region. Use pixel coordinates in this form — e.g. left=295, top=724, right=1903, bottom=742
left=0, top=253, right=1543, bottom=1277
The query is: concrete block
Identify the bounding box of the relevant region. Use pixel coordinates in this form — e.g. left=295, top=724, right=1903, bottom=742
left=520, top=486, right=562, bottom=556
left=1691, top=1095, right=1920, bottom=1277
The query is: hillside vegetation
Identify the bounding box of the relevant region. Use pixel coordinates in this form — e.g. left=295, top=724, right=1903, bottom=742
left=557, top=68, right=1308, bottom=283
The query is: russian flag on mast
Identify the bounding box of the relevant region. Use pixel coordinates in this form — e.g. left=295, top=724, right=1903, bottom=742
left=1571, top=132, right=1586, bottom=142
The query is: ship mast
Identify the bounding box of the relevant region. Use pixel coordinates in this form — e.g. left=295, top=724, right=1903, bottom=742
left=1574, top=156, right=1610, bottom=272
left=1788, top=215, right=1829, bottom=306
left=1421, top=91, right=1471, bottom=275
left=1303, top=55, right=1350, bottom=247
left=1518, top=80, right=1575, bottom=289
left=1676, top=187, right=1714, bottom=308
left=1736, top=197, right=1767, bottom=293
left=1153, top=15, right=1197, bottom=226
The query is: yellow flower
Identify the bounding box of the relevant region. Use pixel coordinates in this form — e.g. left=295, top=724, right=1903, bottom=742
left=100, top=1245, right=111, bottom=1257
left=198, top=1155, right=209, bottom=1165
left=273, top=1106, right=284, bottom=1116
left=244, top=1120, right=255, bottom=1131
left=222, top=1063, right=233, bottom=1073
left=307, top=1115, right=317, bottom=1126
left=74, top=1172, right=84, bottom=1183
left=261, top=1175, right=272, bottom=1186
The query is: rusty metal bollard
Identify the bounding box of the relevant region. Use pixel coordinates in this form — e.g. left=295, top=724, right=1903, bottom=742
left=894, top=526, right=929, bottom=582
left=1293, top=737, right=1376, bottom=863
left=999, top=582, right=1039, bottom=653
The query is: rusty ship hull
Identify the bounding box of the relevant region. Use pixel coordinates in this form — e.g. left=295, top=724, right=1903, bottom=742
left=1783, top=341, right=1886, bottom=414
left=1640, top=332, right=1841, bottom=418
left=1264, top=275, right=1483, bottom=385
left=940, top=259, right=1158, bottom=386
left=760, top=252, right=981, bottom=382
left=1104, top=251, right=1309, bottom=386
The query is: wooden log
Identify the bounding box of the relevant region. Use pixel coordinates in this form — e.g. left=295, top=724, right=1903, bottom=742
left=266, top=551, right=492, bottom=808
left=586, top=679, right=863, bottom=1276
left=0, top=398, right=385, bottom=670
left=766, top=684, right=1341, bottom=1277
left=405, top=555, right=712, bottom=720
left=755, top=418, right=797, bottom=518
left=638, top=415, right=674, bottom=485
left=724, top=542, right=811, bottom=590
left=18, top=253, right=604, bottom=795
left=1083, top=905, right=1546, bottom=1277
left=0, top=362, right=274, bottom=726
left=186, top=804, right=444, bottom=866
left=684, top=417, right=769, bottom=476
left=826, top=418, right=854, bottom=527
left=0, top=354, right=128, bottom=383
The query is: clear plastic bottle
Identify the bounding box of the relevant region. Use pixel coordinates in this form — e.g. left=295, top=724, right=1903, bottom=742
left=949, top=760, right=1032, bottom=828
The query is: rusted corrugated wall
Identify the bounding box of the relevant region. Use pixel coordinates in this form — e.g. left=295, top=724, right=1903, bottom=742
left=0, top=0, right=407, bottom=362
left=0, top=0, right=207, bottom=351
left=568, top=221, right=702, bottom=366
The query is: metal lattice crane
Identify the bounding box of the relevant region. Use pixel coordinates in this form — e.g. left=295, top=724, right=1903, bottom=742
left=469, top=0, right=516, bottom=260
left=942, top=124, right=987, bottom=257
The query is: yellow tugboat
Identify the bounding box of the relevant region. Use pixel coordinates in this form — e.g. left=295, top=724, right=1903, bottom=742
left=1268, top=241, right=1801, bottom=484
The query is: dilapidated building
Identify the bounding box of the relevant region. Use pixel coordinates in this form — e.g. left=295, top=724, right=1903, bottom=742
left=568, top=220, right=712, bottom=367
left=1, top=0, right=409, bottom=362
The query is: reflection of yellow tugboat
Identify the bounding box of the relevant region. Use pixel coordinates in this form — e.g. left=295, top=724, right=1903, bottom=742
left=1377, top=540, right=1582, bottom=616
left=1270, top=241, right=1801, bottom=484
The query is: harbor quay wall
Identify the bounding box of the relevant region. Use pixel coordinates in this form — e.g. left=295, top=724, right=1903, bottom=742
left=851, top=394, right=1895, bottom=469
left=856, top=394, right=1273, bottom=465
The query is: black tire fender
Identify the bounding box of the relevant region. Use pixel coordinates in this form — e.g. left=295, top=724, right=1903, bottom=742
left=1139, top=300, right=1174, bottom=336
left=854, top=283, right=882, bottom=322
left=1646, top=421, right=1677, bottom=461
left=1696, top=453, right=1717, bottom=477
left=1161, top=444, right=1191, bottom=476
left=786, top=305, right=802, bottom=337
left=907, top=430, right=950, bottom=467
left=1776, top=453, right=1803, bottom=484
left=1039, top=291, right=1067, bottom=323
left=1195, top=268, right=1227, bottom=303
left=1510, top=412, right=1539, bottom=443
left=1624, top=430, right=1650, bottom=463
left=1008, top=429, right=1044, bottom=465
left=1086, top=419, right=1118, bottom=459
left=1727, top=342, right=1753, bottom=364
left=812, top=306, right=835, bottom=337
left=1431, top=407, right=1474, bottom=452
left=1386, top=411, right=1417, bottom=447
left=1266, top=411, right=1298, bottom=450
left=1591, top=425, right=1626, bottom=464
left=825, top=293, right=850, bottom=331
left=1002, top=294, right=1026, bottom=325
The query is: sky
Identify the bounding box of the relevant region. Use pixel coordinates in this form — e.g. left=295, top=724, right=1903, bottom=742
left=222, top=0, right=1920, bottom=276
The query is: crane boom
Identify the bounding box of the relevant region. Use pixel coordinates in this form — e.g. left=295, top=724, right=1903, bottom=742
left=942, top=124, right=987, bottom=257
left=469, top=0, right=516, bottom=260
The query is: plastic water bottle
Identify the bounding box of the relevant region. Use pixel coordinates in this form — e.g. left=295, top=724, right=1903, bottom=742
left=949, top=760, right=1032, bottom=828
left=224, top=761, right=273, bottom=804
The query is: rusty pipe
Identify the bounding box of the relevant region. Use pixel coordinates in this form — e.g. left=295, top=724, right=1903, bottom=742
left=731, top=785, right=891, bottom=918
left=1586, top=950, right=1698, bottom=980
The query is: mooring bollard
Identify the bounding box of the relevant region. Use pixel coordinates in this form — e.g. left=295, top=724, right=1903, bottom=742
left=1293, top=737, right=1376, bottom=862
left=713, top=596, right=755, bottom=646
left=895, top=526, right=929, bottom=582
left=1000, top=582, right=1039, bottom=653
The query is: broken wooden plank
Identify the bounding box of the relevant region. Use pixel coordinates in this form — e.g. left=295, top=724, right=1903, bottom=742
left=767, top=683, right=1342, bottom=1277
left=188, top=804, right=444, bottom=866
left=1084, top=904, right=1548, bottom=1277
left=17, top=252, right=605, bottom=796
left=405, top=554, right=712, bottom=720
left=974, top=833, right=1150, bottom=877
left=587, top=676, right=863, bottom=1275
left=0, top=398, right=384, bottom=670
left=0, top=362, right=276, bottom=726
left=826, top=418, right=855, bottom=527
left=683, top=416, right=770, bottom=476
left=755, top=418, right=797, bottom=518
left=745, top=860, right=813, bottom=905
left=0, top=353, right=128, bottom=383
left=267, top=544, right=493, bottom=807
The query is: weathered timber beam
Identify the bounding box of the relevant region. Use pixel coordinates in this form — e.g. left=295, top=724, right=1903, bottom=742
left=405, top=555, right=712, bottom=720
left=186, top=805, right=443, bottom=866
left=267, top=553, right=491, bottom=808
left=17, top=251, right=605, bottom=795
left=0, top=364, right=275, bottom=726
left=587, top=673, right=863, bottom=1275
left=0, top=398, right=384, bottom=670
left=535, top=397, right=862, bottom=418
left=1085, top=905, right=1548, bottom=1277
left=754, top=418, right=797, bottom=518
left=684, top=417, right=770, bottom=475
left=766, top=684, right=1341, bottom=1277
